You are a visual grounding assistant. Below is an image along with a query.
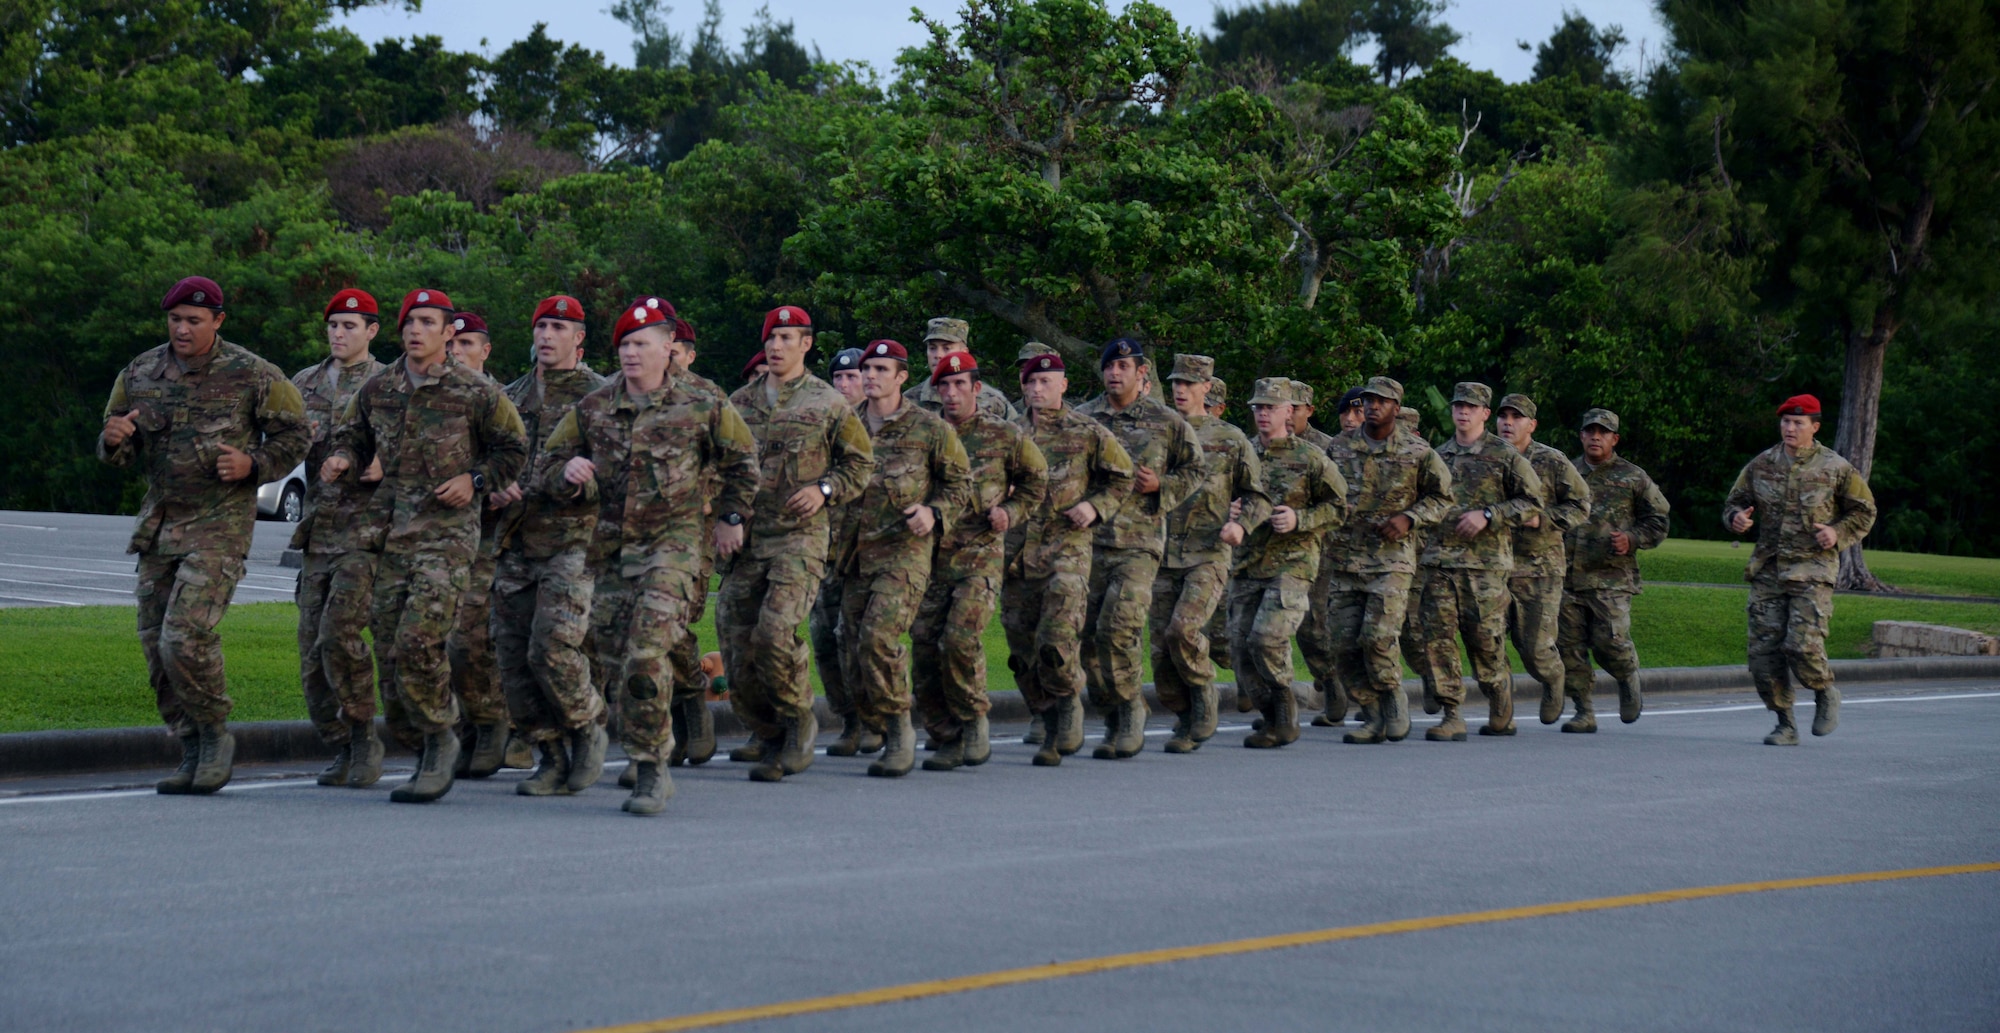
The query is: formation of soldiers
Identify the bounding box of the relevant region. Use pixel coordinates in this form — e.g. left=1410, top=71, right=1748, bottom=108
left=100, top=276, right=1880, bottom=812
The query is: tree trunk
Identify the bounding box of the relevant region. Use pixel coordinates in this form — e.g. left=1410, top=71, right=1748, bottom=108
left=1833, top=311, right=1896, bottom=592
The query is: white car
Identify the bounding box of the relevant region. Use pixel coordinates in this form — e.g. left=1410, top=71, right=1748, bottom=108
left=256, top=462, right=309, bottom=522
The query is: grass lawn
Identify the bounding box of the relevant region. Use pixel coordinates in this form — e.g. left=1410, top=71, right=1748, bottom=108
left=1640, top=539, right=2000, bottom=598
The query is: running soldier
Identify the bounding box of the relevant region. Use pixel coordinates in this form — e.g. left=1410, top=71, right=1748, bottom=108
left=816, top=347, right=877, bottom=757
left=909, top=317, right=1016, bottom=420
left=1558, top=408, right=1669, bottom=732
left=1493, top=393, right=1592, bottom=725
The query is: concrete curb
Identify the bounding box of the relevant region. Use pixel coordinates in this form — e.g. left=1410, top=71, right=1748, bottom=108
left=6, top=656, right=1999, bottom=780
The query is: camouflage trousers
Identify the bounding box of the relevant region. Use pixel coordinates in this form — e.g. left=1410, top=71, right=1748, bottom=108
left=1148, top=561, right=1229, bottom=716
left=717, top=540, right=824, bottom=742
left=1001, top=570, right=1088, bottom=714
left=1403, top=566, right=1439, bottom=702
left=135, top=550, right=244, bottom=735
left=842, top=566, right=932, bottom=726
left=809, top=572, right=855, bottom=719
left=672, top=558, right=714, bottom=705
left=296, top=550, right=379, bottom=745
left=591, top=565, right=695, bottom=764
left=371, top=543, right=472, bottom=740
left=911, top=573, right=998, bottom=743
left=1299, top=553, right=1347, bottom=717
left=446, top=542, right=508, bottom=727
left=1419, top=567, right=1512, bottom=706
left=1747, top=574, right=1835, bottom=711
left=1325, top=569, right=1414, bottom=709
left=1227, top=575, right=1310, bottom=709
left=1203, top=578, right=1232, bottom=671
left=1083, top=547, right=1159, bottom=708
left=1507, top=574, right=1566, bottom=692
left=1558, top=587, right=1638, bottom=699
left=495, top=547, right=600, bottom=742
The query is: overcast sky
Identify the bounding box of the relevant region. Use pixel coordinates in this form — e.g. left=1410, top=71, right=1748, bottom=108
left=336, top=0, right=1668, bottom=84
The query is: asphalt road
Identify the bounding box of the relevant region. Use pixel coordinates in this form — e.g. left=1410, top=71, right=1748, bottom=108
left=2, top=684, right=1996, bottom=1033
left=0, top=509, right=297, bottom=608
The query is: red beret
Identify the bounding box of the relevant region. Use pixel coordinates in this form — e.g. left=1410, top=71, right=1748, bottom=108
left=161, top=276, right=224, bottom=311
left=397, top=288, right=454, bottom=327
left=741, top=351, right=767, bottom=380
left=452, top=312, right=488, bottom=336
left=761, top=305, right=812, bottom=342
left=930, top=350, right=978, bottom=384
left=674, top=318, right=696, bottom=344
left=612, top=299, right=673, bottom=343
left=324, top=288, right=377, bottom=320
left=1777, top=394, right=1822, bottom=417
left=861, top=339, right=908, bottom=364
left=626, top=296, right=677, bottom=323
left=532, top=295, right=585, bottom=325
left=1020, top=353, right=1066, bottom=380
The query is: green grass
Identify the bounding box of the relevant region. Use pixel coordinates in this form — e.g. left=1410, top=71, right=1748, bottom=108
left=6, top=583, right=1997, bottom=733
left=1640, top=539, right=2000, bottom=598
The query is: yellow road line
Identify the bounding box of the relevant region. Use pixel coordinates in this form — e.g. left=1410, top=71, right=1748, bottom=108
left=580, top=861, right=2000, bottom=1033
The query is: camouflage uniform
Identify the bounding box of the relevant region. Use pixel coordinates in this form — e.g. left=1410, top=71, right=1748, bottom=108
left=542, top=371, right=759, bottom=764
left=720, top=371, right=874, bottom=744
left=1509, top=432, right=1592, bottom=710
left=661, top=367, right=729, bottom=730
left=329, top=354, right=528, bottom=738
left=1561, top=444, right=1669, bottom=724
left=910, top=377, right=1017, bottom=423
left=812, top=487, right=863, bottom=726
left=290, top=354, right=383, bottom=746
left=490, top=365, right=607, bottom=742
left=838, top=398, right=973, bottom=727
left=1722, top=440, right=1876, bottom=721
left=1288, top=383, right=1346, bottom=722
left=100, top=340, right=309, bottom=735
left=912, top=410, right=1046, bottom=745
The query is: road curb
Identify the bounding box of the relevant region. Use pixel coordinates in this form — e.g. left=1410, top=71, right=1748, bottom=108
left=6, top=656, right=1998, bottom=780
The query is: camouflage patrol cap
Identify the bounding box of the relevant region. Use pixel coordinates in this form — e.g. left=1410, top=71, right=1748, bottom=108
left=1451, top=382, right=1493, bottom=408
left=1580, top=407, right=1620, bottom=433
left=1360, top=376, right=1404, bottom=402
left=1398, top=407, right=1420, bottom=429
left=1209, top=377, right=1228, bottom=404
left=1016, top=341, right=1058, bottom=364
left=1289, top=380, right=1316, bottom=407
left=1496, top=393, right=1537, bottom=419
left=924, top=317, right=969, bottom=345
left=1167, top=353, right=1216, bottom=383
left=1248, top=377, right=1297, bottom=406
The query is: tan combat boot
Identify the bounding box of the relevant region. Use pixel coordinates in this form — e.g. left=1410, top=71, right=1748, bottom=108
left=347, top=719, right=385, bottom=786
left=1381, top=686, right=1411, bottom=742
left=1426, top=702, right=1467, bottom=742
left=1618, top=674, right=1644, bottom=724
left=1342, top=694, right=1387, bottom=745
left=316, top=742, right=352, bottom=787
left=825, top=712, right=867, bottom=757
left=156, top=733, right=201, bottom=794
left=1812, top=688, right=1839, bottom=736
left=389, top=731, right=459, bottom=803
left=680, top=696, right=717, bottom=765
left=622, top=761, right=673, bottom=815
left=778, top=711, right=818, bottom=775
left=464, top=720, right=509, bottom=779
left=1164, top=706, right=1197, bottom=754
left=1110, top=696, right=1148, bottom=757
left=1032, top=702, right=1068, bottom=766
left=922, top=733, right=965, bottom=771
left=1479, top=681, right=1517, bottom=736
left=1764, top=709, right=1799, bottom=746
left=1538, top=679, right=1564, bottom=725
left=1192, top=683, right=1220, bottom=742
left=516, top=739, right=572, bottom=796
left=1561, top=690, right=1597, bottom=734
left=1056, top=694, right=1086, bottom=755
left=868, top=711, right=916, bottom=777
left=565, top=724, right=608, bottom=792
left=962, top=714, right=992, bottom=766
left=188, top=722, right=237, bottom=794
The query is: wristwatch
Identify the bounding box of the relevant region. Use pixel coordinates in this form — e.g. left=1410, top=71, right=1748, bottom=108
left=721, top=512, right=744, bottom=526
left=818, top=480, right=833, bottom=499
left=1481, top=507, right=1494, bottom=522
left=472, top=472, right=488, bottom=492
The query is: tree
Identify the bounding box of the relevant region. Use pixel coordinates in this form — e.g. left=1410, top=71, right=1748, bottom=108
left=1364, top=0, right=1460, bottom=87
left=1202, top=0, right=1365, bottom=76
left=1529, top=11, right=1629, bottom=91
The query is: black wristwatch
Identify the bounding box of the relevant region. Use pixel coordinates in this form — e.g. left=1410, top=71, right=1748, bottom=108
left=1481, top=507, right=1494, bottom=522
left=818, top=480, right=833, bottom=499
left=472, top=472, right=488, bottom=492
left=721, top=512, right=744, bottom=526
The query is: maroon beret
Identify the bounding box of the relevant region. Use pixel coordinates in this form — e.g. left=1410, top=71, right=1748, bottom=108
left=162, top=276, right=224, bottom=312
left=1778, top=394, right=1822, bottom=417
left=452, top=312, right=489, bottom=336
left=761, top=305, right=812, bottom=342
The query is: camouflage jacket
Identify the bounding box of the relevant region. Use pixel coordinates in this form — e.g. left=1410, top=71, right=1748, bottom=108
left=1235, top=435, right=1348, bottom=582
left=289, top=355, right=383, bottom=554
left=840, top=398, right=974, bottom=578
left=1075, top=393, right=1204, bottom=556
left=99, top=340, right=309, bottom=558
left=730, top=371, right=874, bottom=561
left=544, top=371, right=759, bottom=578
left=1008, top=405, right=1135, bottom=581
left=1722, top=442, right=1876, bottom=585
left=1423, top=431, right=1545, bottom=571
left=1297, top=424, right=1337, bottom=453
left=910, top=377, right=1018, bottom=422
left=1321, top=425, right=1454, bottom=574
left=1566, top=454, right=1669, bottom=592
left=680, top=368, right=728, bottom=579
left=329, top=355, right=528, bottom=555
left=1511, top=439, right=1592, bottom=577
left=497, top=364, right=606, bottom=558
left=935, top=411, right=1047, bottom=582
left=1165, top=412, right=1270, bottom=569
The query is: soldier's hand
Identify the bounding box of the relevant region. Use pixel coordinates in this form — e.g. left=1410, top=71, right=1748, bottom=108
left=1610, top=530, right=1633, bottom=555
left=1220, top=520, right=1246, bottom=546
left=434, top=473, right=476, bottom=509
left=1135, top=465, right=1161, bottom=493
left=1523, top=513, right=1541, bottom=530
left=563, top=458, right=597, bottom=487
left=1064, top=501, right=1098, bottom=528
left=1229, top=498, right=1244, bottom=521
left=903, top=503, right=936, bottom=537
left=785, top=485, right=827, bottom=518
left=1379, top=513, right=1413, bottom=541
left=319, top=456, right=352, bottom=483
left=215, top=444, right=254, bottom=482
left=360, top=456, right=384, bottom=484
left=1455, top=510, right=1490, bottom=538
left=713, top=521, right=746, bottom=557
left=1271, top=506, right=1298, bottom=534
left=987, top=505, right=1011, bottom=534
left=1813, top=522, right=1838, bottom=550
left=102, top=410, right=139, bottom=448
left=492, top=482, right=525, bottom=507
left=1730, top=506, right=1755, bottom=534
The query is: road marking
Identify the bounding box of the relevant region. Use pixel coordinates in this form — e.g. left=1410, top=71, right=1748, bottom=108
left=0, top=522, right=58, bottom=531
left=0, top=592, right=83, bottom=607
left=0, top=561, right=137, bottom=576
left=0, top=576, right=133, bottom=595
left=575, top=861, right=2000, bottom=1033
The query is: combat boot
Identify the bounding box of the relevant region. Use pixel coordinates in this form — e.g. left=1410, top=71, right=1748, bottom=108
left=1480, top=682, right=1516, bottom=736
left=1247, top=687, right=1299, bottom=748
left=1561, top=691, right=1597, bottom=734
left=390, top=731, right=459, bottom=803
left=317, top=743, right=352, bottom=787
left=778, top=711, right=818, bottom=775
left=464, top=720, right=509, bottom=779
left=744, top=733, right=787, bottom=781
left=516, top=740, right=572, bottom=796
left=1112, top=696, right=1148, bottom=757
left=1032, top=704, right=1067, bottom=767
left=728, top=735, right=766, bottom=763
left=668, top=702, right=689, bottom=766
left=1164, top=707, right=1197, bottom=754
left=1812, top=688, right=1839, bottom=736
left=1426, top=702, right=1467, bottom=742
left=188, top=722, right=237, bottom=794
left=621, top=761, right=674, bottom=816
left=1192, top=683, right=1220, bottom=742
left=1022, top=710, right=1047, bottom=745
left=566, top=724, right=608, bottom=792
left=922, top=734, right=965, bottom=772
left=1764, top=709, right=1799, bottom=745
left=453, top=728, right=474, bottom=776
left=826, top=712, right=866, bottom=757
left=156, top=733, right=201, bottom=794
left=1618, top=674, right=1644, bottom=724
left=503, top=730, right=534, bottom=769
left=1092, top=704, right=1121, bottom=760
left=1421, top=679, right=1441, bottom=716
left=1381, top=686, right=1411, bottom=742
left=1310, top=689, right=1346, bottom=727
left=869, top=712, right=916, bottom=778
left=1538, top=681, right=1563, bottom=725
left=1056, top=694, right=1086, bottom=755
left=1234, top=684, right=1255, bottom=712
left=962, top=715, right=991, bottom=767
left=620, top=762, right=639, bottom=788
left=1342, top=700, right=1386, bottom=744
left=681, top=696, right=716, bottom=765
left=347, top=720, right=385, bottom=786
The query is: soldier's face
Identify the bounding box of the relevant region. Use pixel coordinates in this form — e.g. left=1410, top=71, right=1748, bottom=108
left=1581, top=426, right=1619, bottom=461
left=449, top=332, right=491, bottom=372
left=1361, top=394, right=1399, bottom=435
left=1495, top=409, right=1536, bottom=448
left=831, top=369, right=865, bottom=405
left=326, top=314, right=378, bottom=364
left=1290, top=403, right=1314, bottom=434
left=1021, top=371, right=1067, bottom=411
left=860, top=358, right=908, bottom=401
left=618, top=325, right=673, bottom=386
left=1169, top=379, right=1209, bottom=418
left=533, top=318, right=585, bottom=370
left=666, top=338, right=695, bottom=373
left=1253, top=403, right=1292, bottom=441
left=1338, top=404, right=1365, bottom=431
left=935, top=371, right=980, bottom=422
left=1780, top=414, right=1819, bottom=451
left=401, top=309, right=451, bottom=366
left=166, top=306, right=224, bottom=358
left=1101, top=357, right=1142, bottom=401
left=1207, top=399, right=1226, bottom=417
left=763, top=327, right=812, bottom=378
left=925, top=339, right=959, bottom=371
left=1450, top=402, right=1490, bottom=439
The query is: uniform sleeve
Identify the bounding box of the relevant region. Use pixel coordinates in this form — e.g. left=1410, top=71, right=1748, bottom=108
left=1082, top=426, right=1136, bottom=525
left=1232, top=437, right=1273, bottom=533
left=998, top=431, right=1048, bottom=529
left=1831, top=464, right=1877, bottom=549
left=1152, top=413, right=1205, bottom=514
left=824, top=405, right=875, bottom=506
left=1631, top=473, right=1671, bottom=550
left=1290, top=456, right=1349, bottom=535
left=924, top=423, right=975, bottom=539
left=710, top=399, right=762, bottom=521
left=1405, top=448, right=1454, bottom=528
left=328, top=385, right=373, bottom=470
left=249, top=373, right=310, bottom=483
left=539, top=408, right=595, bottom=503
left=474, top=391, right=529, bottom=491
left=1721, top=461, right=1757, bottom=531
left=1549, top=457, right=1591, bottom=534
left=1493, top=451, right=1545, bottom=527
left=97, top=370, right=137, bottom=467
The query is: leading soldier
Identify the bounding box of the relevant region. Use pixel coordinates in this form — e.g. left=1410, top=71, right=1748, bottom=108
left=1722, top=394, right=1876, bottom=745
left=101, top=276, right=309, bottom=794
left=1493, top=393, right=1592, bottom=725
left=1559, top=408, right=1670, bottom=731
left=909, top=317, right=1017, bottom=421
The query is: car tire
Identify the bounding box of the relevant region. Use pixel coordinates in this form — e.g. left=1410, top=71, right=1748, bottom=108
left=281, top=481, right=305, bottom=523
